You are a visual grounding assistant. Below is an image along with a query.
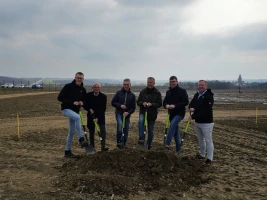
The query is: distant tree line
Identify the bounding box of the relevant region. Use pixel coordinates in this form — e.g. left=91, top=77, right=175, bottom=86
left=1, top=76, right=267, bottom=90
left=164, top=81, right=267, bottom=90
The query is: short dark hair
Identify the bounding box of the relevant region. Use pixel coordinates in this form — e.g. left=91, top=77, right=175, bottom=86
left=199, top=80, right=208, bottom=87
left=123, top=78, right=131, bottom=83
left=169, top=76, right=177, bottom=81
left=147, top=77, right=155, bottom=81
left=76, top=72, right=84, bottom=76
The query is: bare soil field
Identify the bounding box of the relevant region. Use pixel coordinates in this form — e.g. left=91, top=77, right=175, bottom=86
left=0, top=91, right=267, bottom=200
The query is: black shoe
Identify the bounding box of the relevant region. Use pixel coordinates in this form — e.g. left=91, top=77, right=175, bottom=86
left=101, top=147, right=109, bottom=151
left=79, top=137, right=88, bottom=148
left=176, top=150, right=182, bottom=154
left=195, top=154, right=205, bottom=159
left=64, top=150, right=78, bottom=158
left=117, top=143, right=123, bottom=149
left=205, top=159, right=212, bottom=165
left=165, top=144, right=171, bottom=150
left=147, top=145, right=152, bottom=150
left=138, top=139, right=144, bottom=145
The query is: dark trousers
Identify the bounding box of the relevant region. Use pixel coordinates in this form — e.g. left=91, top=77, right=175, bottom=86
left=87, top=115, right=106, bottom=149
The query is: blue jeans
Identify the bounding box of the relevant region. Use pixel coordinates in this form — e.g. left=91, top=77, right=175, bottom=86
left=138, top=114, right=155, bottom=147
left=165, top=115, right=183, bottom=152
left=62, top=109, right=83, bottom=151
left=116, top=113, right=130, bottom=144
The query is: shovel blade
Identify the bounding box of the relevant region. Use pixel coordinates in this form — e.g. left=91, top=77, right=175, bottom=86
left=84, top=144, right=95, bottom=155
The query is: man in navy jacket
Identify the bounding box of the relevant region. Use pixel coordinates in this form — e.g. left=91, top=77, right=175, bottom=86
left=111, top=78, right=136, bottom=148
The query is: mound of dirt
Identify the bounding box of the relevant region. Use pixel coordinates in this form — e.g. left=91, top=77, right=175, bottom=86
left=55, top=148, right=209, bottom=199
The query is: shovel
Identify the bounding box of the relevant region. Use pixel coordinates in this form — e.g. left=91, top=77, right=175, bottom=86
left=118, top=115, right=126, bottom=148
left=118, top=93, right=127, bottom=148
left=93, top=117, right=105, bottom=150
left=163, top=111, right=170, bottom=144
left=79, top=111, right=95, bottom=155
left=139, top=109, right=148, bottom=147
left=181, top=120, right=190, bottom=147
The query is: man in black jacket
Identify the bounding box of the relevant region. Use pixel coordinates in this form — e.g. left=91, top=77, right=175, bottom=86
left=57, top=72, right=88, bottom=158
left=137, top=77, right=162, bottom=149
left=111, top=78, right=136, bottom=148
left=189, top=80, right=214, bottom=165
left=163, top=76, right=189, bottom=153
left=83, top=82, right=109, bottom=152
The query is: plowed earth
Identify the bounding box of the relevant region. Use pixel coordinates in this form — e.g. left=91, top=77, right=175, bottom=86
left=0, top=91, right=266, bottom=200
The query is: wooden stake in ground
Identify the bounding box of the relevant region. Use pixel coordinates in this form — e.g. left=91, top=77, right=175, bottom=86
left=17, top=113, right=20, bottom=139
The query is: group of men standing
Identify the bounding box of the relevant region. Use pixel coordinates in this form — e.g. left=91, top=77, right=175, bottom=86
left=58, top=72, right=214, bottom=165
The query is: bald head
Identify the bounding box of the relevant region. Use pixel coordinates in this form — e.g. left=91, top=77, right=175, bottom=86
left=92, top=82, right=101, bottom=94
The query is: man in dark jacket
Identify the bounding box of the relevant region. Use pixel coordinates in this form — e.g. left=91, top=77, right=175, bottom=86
left=111, top=78, right=136, bottom=148
left=137, top=77, right=162, bottom=149
left=57, top=72, right=88, bottom=158
left=83, top=82, right=109, bottom=152
left=163, top=76, right=189, bottom=153
left=189, top=80, right=214, bottom=165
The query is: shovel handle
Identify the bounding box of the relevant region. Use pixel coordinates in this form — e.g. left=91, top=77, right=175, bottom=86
left=184, top=120, right=190, bottom=133
left=122, top=115, right=126, bottom=129
left=165, top=113, right=170, bottom=128
left=144, top=110, right=148, bottom=129
left=79, top=110, right=89, bottom=142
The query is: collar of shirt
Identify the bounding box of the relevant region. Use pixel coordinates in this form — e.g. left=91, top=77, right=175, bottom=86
left=94, top=93, right=99, bottom=96
left=197, top=90, right=207, bottom=99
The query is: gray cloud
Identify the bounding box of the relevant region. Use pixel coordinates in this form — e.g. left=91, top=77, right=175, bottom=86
left=115, top=0, right=194, bottom=7
left=0, top=0, right=266, bottom=80
left=224, top=23, right=267, bottom=51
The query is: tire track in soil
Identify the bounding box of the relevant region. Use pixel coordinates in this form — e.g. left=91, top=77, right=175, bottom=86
left=214, top=125, right=267, bottom=143
left=208, top=124, right=267, bottom=200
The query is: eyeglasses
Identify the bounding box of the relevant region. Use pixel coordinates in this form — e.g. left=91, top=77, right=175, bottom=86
left=123, top=84, right=130, bottom=86
left=169, top=80, right=177, bottom=83
left=75, top=77, right=84, bottom=80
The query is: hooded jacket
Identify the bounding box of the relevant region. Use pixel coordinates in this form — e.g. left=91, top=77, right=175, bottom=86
left=57, top=80, right=86, bottom=113
left=189, top=88, right=214, bottom=123
left=111, top=88, right=136, bottom=117
left=163, top=85, right=189, bottom=120
left=137, top=87, right=162, bottom=121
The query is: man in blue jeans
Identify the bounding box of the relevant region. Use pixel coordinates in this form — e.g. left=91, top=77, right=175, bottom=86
left=58, top=72, right=88, bottom=158
left=111, top=78, right=136, bottom=148
left=163, top=76, right=189, bottom=153
left=137, top=77, right=162, bottom=150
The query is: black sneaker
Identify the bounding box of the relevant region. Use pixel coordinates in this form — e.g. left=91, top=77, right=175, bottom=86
left=138, top=140, right=144, bottom=145
left=117, top=143, right=123, bottom=149
left=101, top=147, right=109, bottom=151
left=79, top=137, right=88, bottom=148
left=195, top=154, right=205, bottom=159
left=64, top=150, right=78, bottom=158
left=147, top=145, right=152, bottom=150
left=205, top=159, right=212, bottom=165
left=165, top=144, right=171, bottom=150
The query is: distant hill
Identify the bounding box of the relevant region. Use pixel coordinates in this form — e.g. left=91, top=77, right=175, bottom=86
left=1, top=76, right=267, bottom=86
left=243, top=79, right=267, bottom=83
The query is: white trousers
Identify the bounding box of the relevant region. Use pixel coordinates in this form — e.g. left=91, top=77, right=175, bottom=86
left=195, top=122, right=214, bottom=161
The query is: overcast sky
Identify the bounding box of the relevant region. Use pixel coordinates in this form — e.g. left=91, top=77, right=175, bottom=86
left=0, top=0, right=267, bottom=81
